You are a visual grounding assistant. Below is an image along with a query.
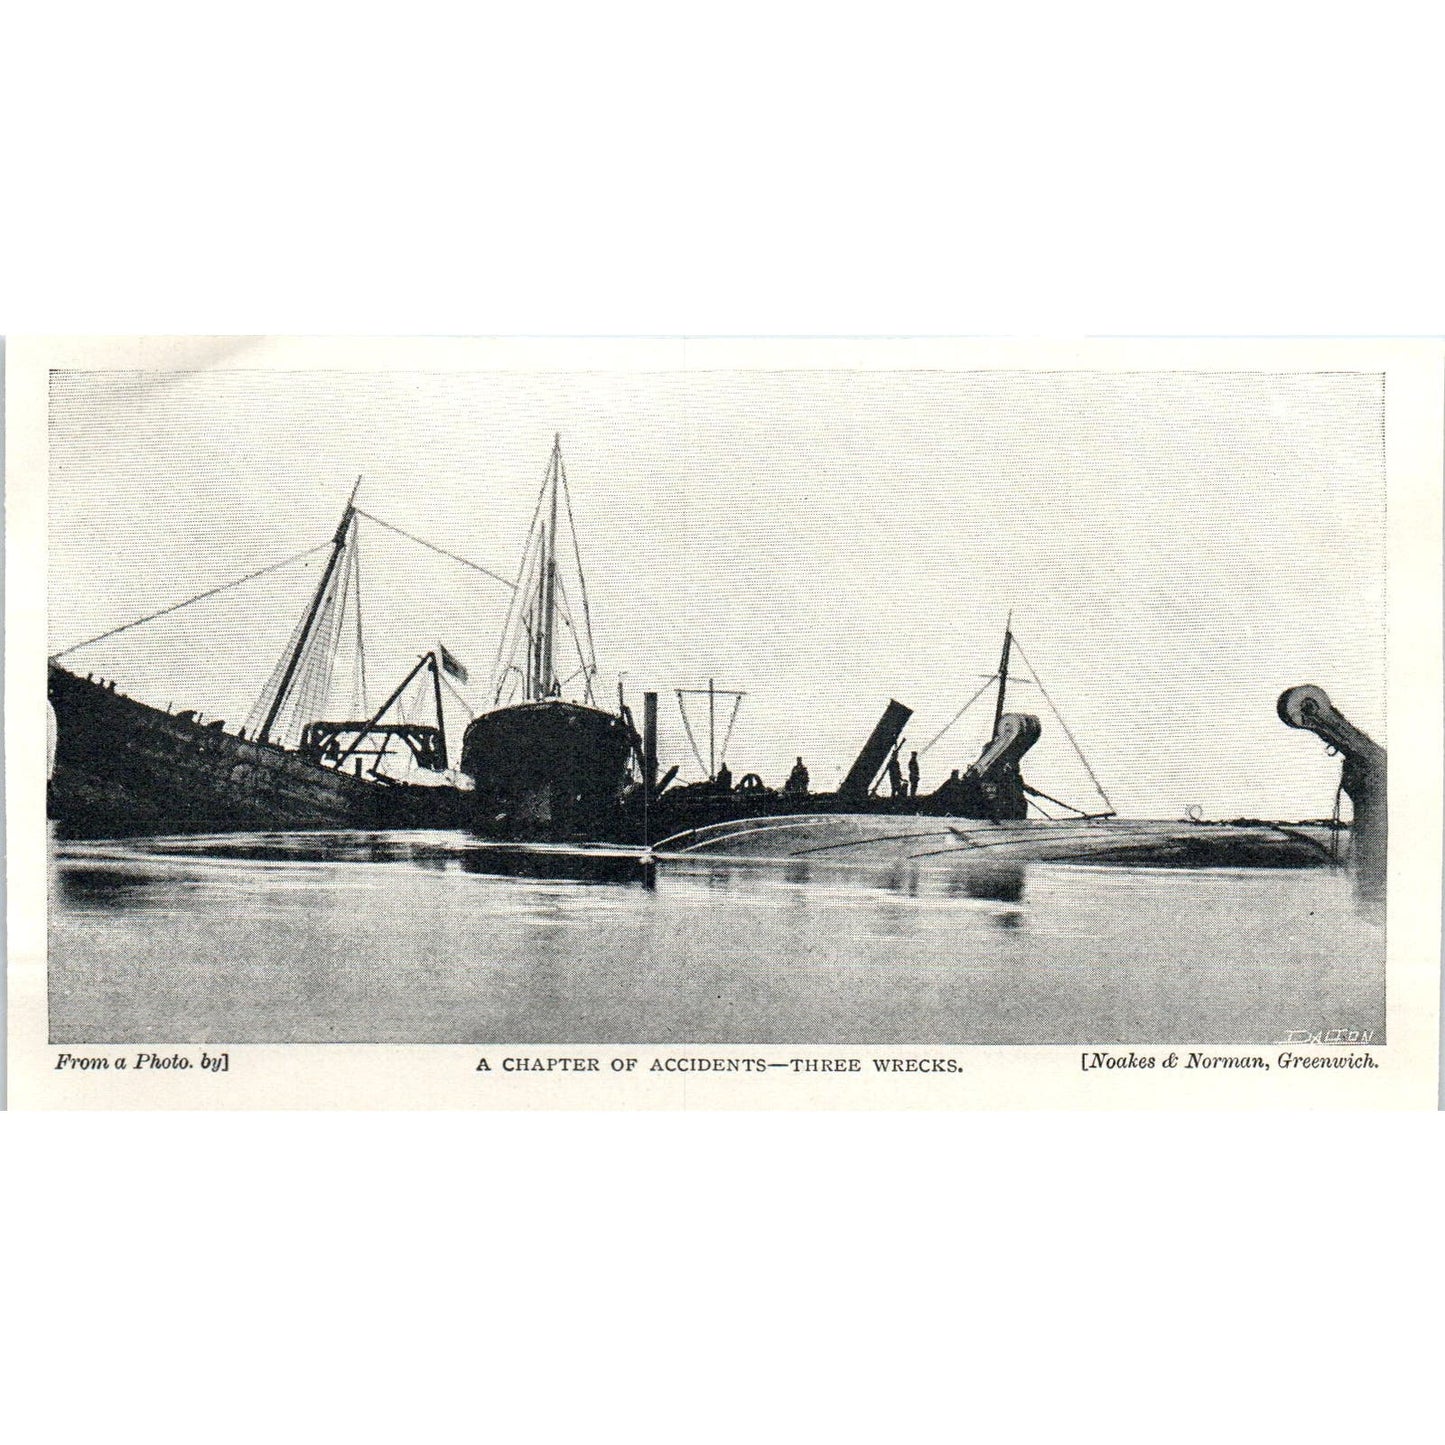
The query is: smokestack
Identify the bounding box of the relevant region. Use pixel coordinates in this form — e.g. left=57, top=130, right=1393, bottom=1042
left=838, top=699, right=913, bottom=801
left=643, top=692, right=658, bottom=795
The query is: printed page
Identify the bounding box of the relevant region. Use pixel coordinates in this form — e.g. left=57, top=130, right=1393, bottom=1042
left=6, top=335, right=1440, bottom=1107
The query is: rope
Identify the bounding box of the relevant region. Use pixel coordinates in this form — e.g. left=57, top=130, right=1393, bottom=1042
left=557, top=452, right=600, bottom=689
left=491, top=512, right=546, bottom=701
left=355, top=509, right=515, bottom=590
left=553, top=574, right=596, bottom=704
left=244, top=590, right=314, bottom=739
left=275, top=523, right=353, bottom=748
left=1008, top=633, right=1115, bottom=814
left=489, top=449, right=557, bottom=696
left=352, top=522, right=368, bottom=715
left=917, top=675, right=998, bottom=757
left=50, top=542, right=330, bottom=660
left=438, top=670, right=476, bottom=720
left=718, top=693, right=743, bottom=766
left=1023, top=782, right=1092, bottom=817
left=870, top=738, right=907, bottom=798
left=676, top=691, right=710, bottom=776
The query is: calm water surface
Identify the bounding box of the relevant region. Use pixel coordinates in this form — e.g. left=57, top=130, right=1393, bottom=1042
left=48, top=827, right=1384, bottom=1046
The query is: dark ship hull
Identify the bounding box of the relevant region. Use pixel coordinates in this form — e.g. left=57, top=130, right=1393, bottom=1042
left=649, top=812, right=1346, bottom=870
left=48, top=664, right=465, bottom=836
left=634, top=781, right=1014, bottom=842
left=460, top=700, right=637, bottom=839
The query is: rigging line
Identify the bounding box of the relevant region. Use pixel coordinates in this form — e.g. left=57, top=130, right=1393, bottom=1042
left=1022, top=782, right=1093, bottom=817
left=551, top=574, right=596, bottom=703
left=718, top=693, right=743, bottom=764
left=557, top=453, right=599, bottom=681
left=438, top=670, right=476, bottom=720
left=352, top=518, right=368, bottom=716
left=315, top=525, right=354, bottom=719
left=917, top=675, right=999, bottom=758
left=491, top=520, right=545, bottom=698
left=551, top=571, right=579, bottom=633
left=329, top=524, right=357, bottom=717
left=245, top=571, right=320, bottom=740
left=50, top=542, right=330, bottom=660
left=1008, top=633, right=1115, bottom=813
left=354, top=509, right=517, bottom=591
left=501, top=453, right=555, bottom=614
left=302, top=521, right=355, bottom=735
left=289, top=552, right=345, bottom=746
left=676, top=692, right=710, bottom=776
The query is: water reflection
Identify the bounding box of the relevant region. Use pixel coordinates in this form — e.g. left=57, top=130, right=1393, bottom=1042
left=54, top=829, right=657, bottom=888
left=47, top=826, right=1384, bottom=1047
left=457, top=846, right=655, bottom=888
left=946, top=866, right=1026, bottom=904
left=666, top=855, right=1029, bottom=918
left=53, top=864, right=166, bottom=912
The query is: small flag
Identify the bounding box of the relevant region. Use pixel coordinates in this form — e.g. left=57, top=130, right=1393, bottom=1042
left=439, top=644, right=469, bottom=684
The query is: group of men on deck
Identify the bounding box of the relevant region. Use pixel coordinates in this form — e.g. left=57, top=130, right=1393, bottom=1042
left=705, top=749, right=927, bottom=800
left=884, top=749, right=921, bottom=800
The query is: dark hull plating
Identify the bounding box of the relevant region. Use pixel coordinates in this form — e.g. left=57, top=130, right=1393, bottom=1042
left=460, top=700, right=636, bottom=839
left=48, top=664, right=466, bottom=836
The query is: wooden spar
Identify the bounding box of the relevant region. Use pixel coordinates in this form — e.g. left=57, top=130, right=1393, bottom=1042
left=538, top=434, right=560, bottom=699
left=258, top=477, right=361, bottom=746
left=430, top=651, right=447, bottom=770
left=992, top=612, right=1013, bottom=737
left=335, top=651, right=434, bottom=771
left=675, top=684, right=747, bottom=778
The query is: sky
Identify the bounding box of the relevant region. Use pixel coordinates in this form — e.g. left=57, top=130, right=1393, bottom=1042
left=47, top=365, right=1386, bottom=819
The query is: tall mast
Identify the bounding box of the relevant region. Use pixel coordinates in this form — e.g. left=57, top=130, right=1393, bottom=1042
left=538, top=434, right=560, bottom=699
left=992, top=611, right=1013, bottom=737
left=430, top=650, right=447, bottom=770
left=258, top=476, right=361, bottom=746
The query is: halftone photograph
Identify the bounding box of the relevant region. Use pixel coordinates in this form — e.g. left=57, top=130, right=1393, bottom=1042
left=8, top=337, right=1438, bottom=1108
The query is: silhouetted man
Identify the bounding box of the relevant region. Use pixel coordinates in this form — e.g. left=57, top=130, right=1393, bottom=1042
left=784, top=756, right=810, bottom=795
left=886, top=751, right=905, bottom=798
left=907, top=750, right=920, bottom=798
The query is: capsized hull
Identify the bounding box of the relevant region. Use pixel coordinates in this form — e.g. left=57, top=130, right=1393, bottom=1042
left=636, top=778, right=1031, bottom=843
left=652, top=812, right=1346, bottom=870
left=460, top=699, right=637, bottom=839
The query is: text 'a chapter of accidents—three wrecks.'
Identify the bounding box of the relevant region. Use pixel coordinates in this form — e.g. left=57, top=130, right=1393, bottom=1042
left=475, top=1056, right=966, bottom=1074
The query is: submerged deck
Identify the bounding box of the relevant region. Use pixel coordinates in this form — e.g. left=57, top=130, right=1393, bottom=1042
left=652, top=812, right=1344, bottom=870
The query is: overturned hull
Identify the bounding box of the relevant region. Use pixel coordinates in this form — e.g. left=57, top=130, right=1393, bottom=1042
left=460, top=699, right=637, bottom=839
left=48, top=664, right=465, bottom=836
left=653, top=813, right=1345, bottom=870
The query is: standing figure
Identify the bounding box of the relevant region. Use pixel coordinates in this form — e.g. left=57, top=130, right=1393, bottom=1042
left=907, top=750, right=920, bottom=799
left=784, top=756, right=810, bottom=795
left=886, top=751, right=905, bottom=798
